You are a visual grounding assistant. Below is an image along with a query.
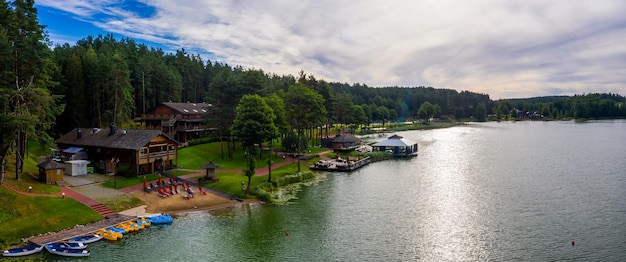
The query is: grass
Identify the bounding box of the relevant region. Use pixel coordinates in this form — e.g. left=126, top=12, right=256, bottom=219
left=100, top=170, right=196, bottom=189
left=201, top=162, right=307, bottom=198
left=177, top=142, right=286, bottom=170
left=99, top=195, right=145, bottom=213
left=0, top=187, right=102, bottom=248
left=2, top=172, right=61, bottom=194
left=2, top=140, right=61, bottom=194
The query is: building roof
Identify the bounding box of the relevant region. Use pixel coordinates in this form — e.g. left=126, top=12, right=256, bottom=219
left=55, top=128, right=176, bottom=150
left=372, top=134, right=417, bottom=147
left=332, top=133, right=362, bottom=143
left=37, top=158, right=65, bottom=170
left=162, top=102, right=211, bottom=115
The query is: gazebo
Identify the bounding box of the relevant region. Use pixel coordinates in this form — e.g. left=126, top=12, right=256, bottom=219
left=321, top=133, right=362, bottom=151
left=38, top=158, right=66, bottom=184
left=372, top=134, right=418, bottom=157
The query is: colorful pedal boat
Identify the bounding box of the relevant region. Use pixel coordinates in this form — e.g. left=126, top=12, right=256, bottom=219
left=147, top=214, right=173, bottom=225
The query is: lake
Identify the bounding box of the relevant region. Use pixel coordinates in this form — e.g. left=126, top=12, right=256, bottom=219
left=45, top=120, right=626, bottom=261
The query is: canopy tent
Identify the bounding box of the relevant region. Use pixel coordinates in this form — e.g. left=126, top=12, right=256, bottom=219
left=65, top=160, right=90, bottom=176
left=63, top=147, right=84, bottom=154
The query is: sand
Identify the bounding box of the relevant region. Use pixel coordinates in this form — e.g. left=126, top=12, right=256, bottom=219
left=126, top=189, right=259, bottom=215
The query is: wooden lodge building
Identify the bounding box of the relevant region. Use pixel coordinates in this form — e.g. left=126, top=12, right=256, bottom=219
left=55, top=126, right=179, bottom=176
left=141, top=102, right=213, bottom=144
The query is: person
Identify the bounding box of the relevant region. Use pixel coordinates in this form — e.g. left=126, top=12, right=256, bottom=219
left=29, top=186, right=32, bottom=192
left=62, top=192, right=65, bottom=198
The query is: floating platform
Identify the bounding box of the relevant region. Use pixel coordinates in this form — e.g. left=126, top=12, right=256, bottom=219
left=310, top=157, right=371, bottom=172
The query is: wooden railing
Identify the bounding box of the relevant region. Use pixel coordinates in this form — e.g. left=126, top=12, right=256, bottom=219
left=139, top=151, right=176, bottom=160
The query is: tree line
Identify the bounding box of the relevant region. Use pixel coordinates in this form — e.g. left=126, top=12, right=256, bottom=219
left=1, top=0, right=625, bottom=181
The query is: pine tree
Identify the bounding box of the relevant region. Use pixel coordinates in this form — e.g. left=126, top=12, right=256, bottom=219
left=0, top=0, right=61, bottom=181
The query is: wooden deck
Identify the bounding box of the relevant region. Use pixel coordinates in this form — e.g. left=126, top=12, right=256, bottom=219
left=27, top=214, right=136, bottom=245
left=310, top=157, right=371, bottom=172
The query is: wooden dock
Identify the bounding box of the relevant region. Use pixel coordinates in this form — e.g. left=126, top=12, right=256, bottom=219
left=310, top=157, right=371, bottom=172
left=27, top=214, right=136, bottom=245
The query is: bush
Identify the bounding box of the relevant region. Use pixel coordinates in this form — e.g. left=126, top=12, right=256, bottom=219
left=251, top=171, right=316, bottom=203
left=187, top=136, right=221, bottom=146
left=364, top=151, right=392, bottom=161
left=117, top=164, right=137, bottom=177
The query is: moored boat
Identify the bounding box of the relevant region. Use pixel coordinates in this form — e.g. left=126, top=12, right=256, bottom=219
left=2, top=245, right=44, bottom=257
left=68, top=234, right=103, bottom=244
left=46, top=242, right=87, bottom=250
left=97, top=229, right=123, bottom=241
left=45, top=245, right=90, bottom=257
left=147, top=214, right=173, bottom=225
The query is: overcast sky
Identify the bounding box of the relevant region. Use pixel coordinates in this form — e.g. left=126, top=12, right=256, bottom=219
left=36, top=0, right=626, bottom=99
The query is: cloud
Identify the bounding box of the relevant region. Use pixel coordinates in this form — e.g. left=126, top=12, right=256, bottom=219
left=37, top=0, right=626, bottom=99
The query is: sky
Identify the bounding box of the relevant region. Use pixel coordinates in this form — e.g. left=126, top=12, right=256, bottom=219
left=34, top=0, right=626, bottom=99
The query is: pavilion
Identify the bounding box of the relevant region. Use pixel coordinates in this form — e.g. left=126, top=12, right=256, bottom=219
left=372, top=134, right=418, bottom=157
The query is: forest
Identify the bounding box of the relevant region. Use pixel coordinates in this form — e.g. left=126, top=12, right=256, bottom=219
left=49, top=34, right=626, bottom=134
left=2, top=0, right=626, bottom=179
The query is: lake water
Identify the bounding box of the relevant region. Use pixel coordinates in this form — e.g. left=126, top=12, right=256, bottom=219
left=44, top=120, right=626, bottom=261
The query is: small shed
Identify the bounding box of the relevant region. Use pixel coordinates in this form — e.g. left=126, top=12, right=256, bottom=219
left=372, top=134, right=418, bottom=157
left=38, top=158, right=65, bottom=184
left=65, top=160, right=91, bottom=176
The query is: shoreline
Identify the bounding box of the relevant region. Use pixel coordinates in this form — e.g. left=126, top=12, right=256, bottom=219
left=122, top=188, right=262, bottom=216
left=118, top=197, right=264, bottom=217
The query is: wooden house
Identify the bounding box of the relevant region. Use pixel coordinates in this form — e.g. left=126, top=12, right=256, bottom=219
left=141, top=102, right=213, bottom=144
left=55, top=126, right=179, bottom=175
left=38, top=158, right=65, bottom=184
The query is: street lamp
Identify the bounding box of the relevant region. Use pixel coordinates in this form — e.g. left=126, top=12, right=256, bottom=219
left=112, top=157, right=119, bottom=189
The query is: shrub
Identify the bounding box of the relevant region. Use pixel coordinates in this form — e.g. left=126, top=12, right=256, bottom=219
left=252, top=171, right=316, bottom=203
left=117, top=164, right=137, bottom=177
left=187, top=136, right=220, bottom=146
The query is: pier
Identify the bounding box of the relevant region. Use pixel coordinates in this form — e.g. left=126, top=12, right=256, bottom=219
left=310, top=157, right=371, bottom=172
left=27, top=214, right=136, bottom=245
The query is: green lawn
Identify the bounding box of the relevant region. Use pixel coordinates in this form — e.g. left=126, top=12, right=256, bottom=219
left=2, top=140, right=61, bottom=194
left=201, top=162, right=306, bottom=198
left=177, top=142, right=286, bottom=170
left=3, top=172, right=61, bottom=194
left=0, top=187, right=102, bottom=249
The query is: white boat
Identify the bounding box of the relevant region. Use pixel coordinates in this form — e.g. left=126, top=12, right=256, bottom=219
left=68, top=234, right=103, bottom=244
left=46, top=242, right=87, bottom=250
left=45, top=245, right=90, bottom=257
left=2, top=245, right=44, bottom=257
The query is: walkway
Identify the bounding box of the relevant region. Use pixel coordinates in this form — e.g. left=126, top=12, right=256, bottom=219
left=27, top=214, right=135, bottom=245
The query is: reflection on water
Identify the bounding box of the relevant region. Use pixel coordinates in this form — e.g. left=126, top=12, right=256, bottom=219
left=40, top=121, right=626, bottom=261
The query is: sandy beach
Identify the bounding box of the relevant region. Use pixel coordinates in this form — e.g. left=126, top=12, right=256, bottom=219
left=123, top=188, right=260, bottom=216
left=62, top=172, right=261, bottom=217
